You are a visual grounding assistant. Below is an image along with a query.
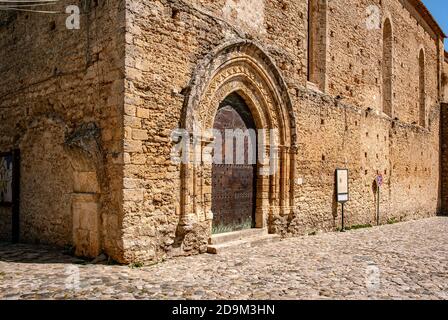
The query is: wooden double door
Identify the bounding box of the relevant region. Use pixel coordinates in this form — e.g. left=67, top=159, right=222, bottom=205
left=211, top=93, right=257, bottom=234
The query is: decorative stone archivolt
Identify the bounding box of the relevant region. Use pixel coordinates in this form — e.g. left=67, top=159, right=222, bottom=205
left=180, top=40, right=298, bottom=234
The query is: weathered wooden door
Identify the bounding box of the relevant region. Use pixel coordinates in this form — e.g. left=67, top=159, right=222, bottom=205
left=212, top=93, right=257, bottom=234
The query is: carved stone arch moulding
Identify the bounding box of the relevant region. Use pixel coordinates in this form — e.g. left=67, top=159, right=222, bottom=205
left=180, top=40, right=298, bottom=235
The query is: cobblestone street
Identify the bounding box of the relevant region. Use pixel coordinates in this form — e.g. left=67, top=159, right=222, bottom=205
left=0, top=217, right=447, bottom=300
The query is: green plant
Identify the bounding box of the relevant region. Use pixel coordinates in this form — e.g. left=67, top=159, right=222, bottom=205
left=387, top=217, right=399, bottom=225
left=212, top=219, right=253, bottom=235
left=129, top=262, right=144, bottom=269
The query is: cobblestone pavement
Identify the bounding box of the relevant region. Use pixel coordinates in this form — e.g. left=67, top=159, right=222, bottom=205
left=1, top=217, right=447, bottom=300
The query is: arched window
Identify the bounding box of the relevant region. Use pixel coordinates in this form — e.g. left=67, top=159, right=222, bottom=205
left=307, top=0, right=327, bottom=91
left=419, top=49, right=426, bottom=127
left=382, top=18, right=393, bottom=117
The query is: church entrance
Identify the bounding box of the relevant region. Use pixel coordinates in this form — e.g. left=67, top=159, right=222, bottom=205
left=179, top=41, right=298, bottom=246
left=211, top=93, right=257, bottom=234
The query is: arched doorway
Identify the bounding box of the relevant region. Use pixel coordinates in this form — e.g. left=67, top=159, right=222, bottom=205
left=211, top=92, right=257, bottom=234
left=178, top=40, right=298, bottom=246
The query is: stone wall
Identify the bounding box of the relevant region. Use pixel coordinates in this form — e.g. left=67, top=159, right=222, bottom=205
left=0, top=0, right=444, bottom=264
left=121, top=0, right=444, bottom=263
left=443, top=53, right=448, bottom=103
left=0, top=207, right=12, bottom=241
left=327, top=0, right=440, bottom=124
left=441, top=102, right=448, bottom=215
left=0, top=0, right=126, bottom=260
left=441, top=53, right=448, bottom=214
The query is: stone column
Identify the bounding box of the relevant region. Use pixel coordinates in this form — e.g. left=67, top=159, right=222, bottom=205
left=289, top=145, right=298, bottom=208
left=200, top=132, right=215, bottom=223
left=256, top=165, right=270, bottom=229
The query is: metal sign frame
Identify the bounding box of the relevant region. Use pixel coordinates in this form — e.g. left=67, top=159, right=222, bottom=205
left=376, top=174, right=383, bottom=188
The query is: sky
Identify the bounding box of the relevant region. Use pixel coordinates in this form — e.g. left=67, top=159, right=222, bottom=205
left=422, top=0, right=448, bottom=46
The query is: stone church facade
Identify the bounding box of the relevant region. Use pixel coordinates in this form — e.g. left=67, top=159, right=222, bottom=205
left=0, top=0, right=447, bottom=264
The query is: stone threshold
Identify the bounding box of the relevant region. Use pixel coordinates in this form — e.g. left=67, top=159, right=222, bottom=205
left=207, top=228, right=281, bottom=254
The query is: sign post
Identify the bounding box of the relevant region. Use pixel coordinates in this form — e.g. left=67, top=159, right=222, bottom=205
left=376, top=174, right=383, bottom=226
left=335, top=169, right=349, bottom=232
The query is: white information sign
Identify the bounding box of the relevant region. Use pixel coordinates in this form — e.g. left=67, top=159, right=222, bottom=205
left=336, top=169, right=349, bottom=203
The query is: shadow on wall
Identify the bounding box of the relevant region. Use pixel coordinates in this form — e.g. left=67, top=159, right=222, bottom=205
left=65, top=122, right=104, bottom=259
left=10, top=118, right=105, bottom=260
left=331, top=185, right=338, bottom=227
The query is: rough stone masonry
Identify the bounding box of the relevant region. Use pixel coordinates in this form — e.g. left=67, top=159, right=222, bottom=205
left=0, top=0, right=447, bottom=264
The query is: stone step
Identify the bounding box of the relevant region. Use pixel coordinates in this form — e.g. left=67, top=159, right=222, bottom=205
left=209, top=228, right=268, bottom=245
left=207, top=234, right=281, bottom=254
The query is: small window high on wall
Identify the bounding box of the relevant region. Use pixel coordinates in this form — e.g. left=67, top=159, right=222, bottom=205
left=307, top=0, right=327, bottom=92
left=419, top=49, right=426, bottom=127
left=382, top=18, right=393, bottom=117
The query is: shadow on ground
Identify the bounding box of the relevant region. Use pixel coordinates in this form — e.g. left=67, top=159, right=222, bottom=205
left=0, top=242, right=87, bottom=264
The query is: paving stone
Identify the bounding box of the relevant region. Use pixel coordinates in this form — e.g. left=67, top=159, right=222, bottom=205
left=0, top=217, right=447, bottom=300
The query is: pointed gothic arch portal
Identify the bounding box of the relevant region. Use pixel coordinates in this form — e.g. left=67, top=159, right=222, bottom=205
left=180, top=40, right=298, bottom=237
